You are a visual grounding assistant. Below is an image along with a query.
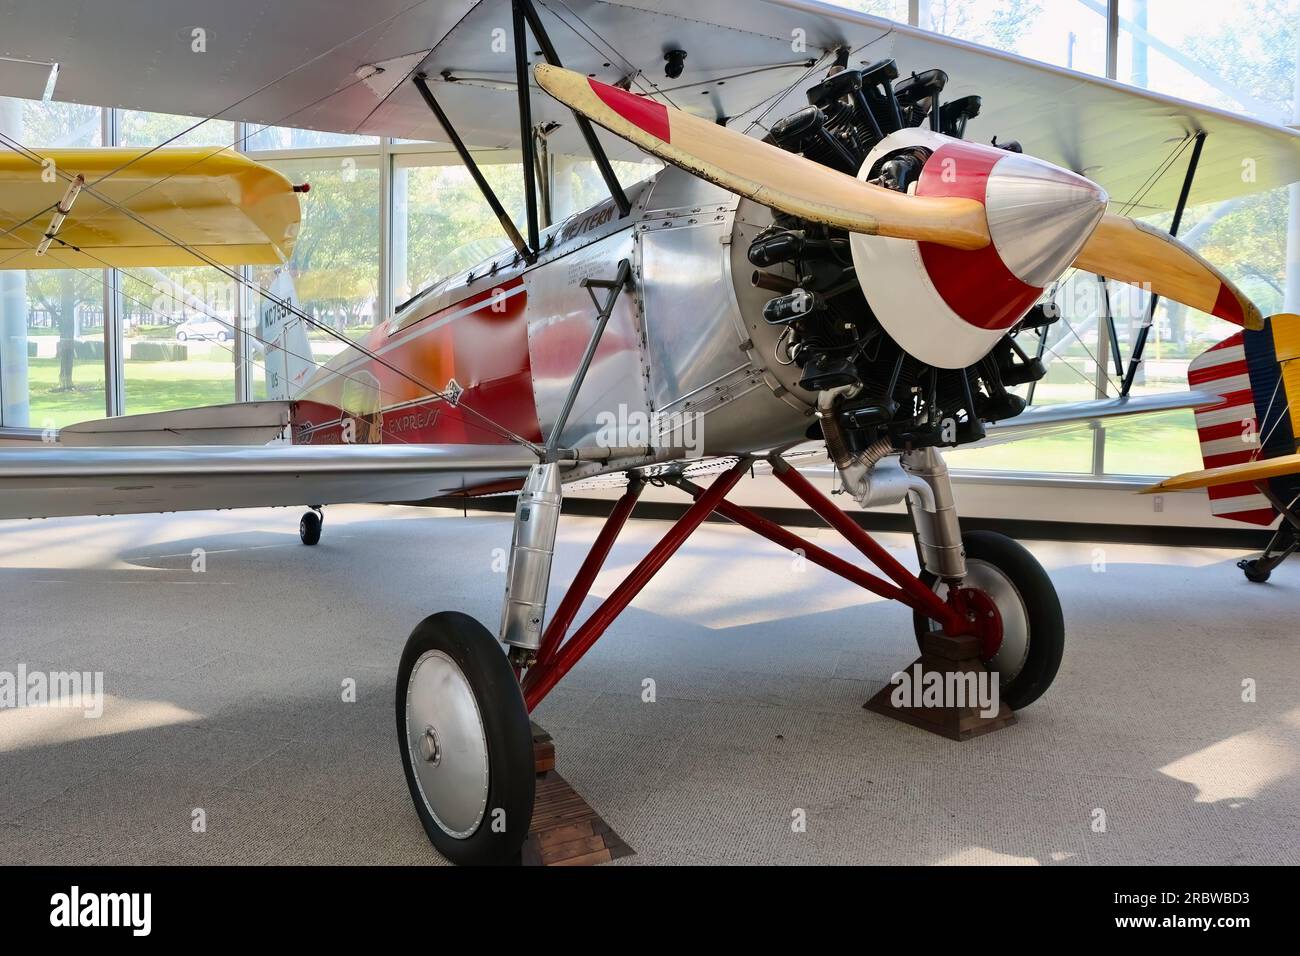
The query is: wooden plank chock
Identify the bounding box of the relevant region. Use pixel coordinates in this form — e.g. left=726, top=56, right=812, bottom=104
left=521, top=723, right=635, bottom=866
left=864, top=631, right=1016, bottom=741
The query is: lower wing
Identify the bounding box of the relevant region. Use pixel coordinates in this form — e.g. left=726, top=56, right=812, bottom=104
left=978, top=390, right=1221, bottom=446
left=0, top=443, right=539, bottom=520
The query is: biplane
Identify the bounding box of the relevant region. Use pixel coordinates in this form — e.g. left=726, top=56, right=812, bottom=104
left=2, top=0, right=1299, bottom=864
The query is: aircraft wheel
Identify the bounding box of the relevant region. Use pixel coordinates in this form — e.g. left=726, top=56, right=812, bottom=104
left=299, top=509, right=322, bottom=545
left=912, top=530, right=1064, bottom=710
left=1239, top=558, right=1271, bottom=583
left=176, top=331, right=188, bottom=342
left=397, top=612, right=534, bottom=865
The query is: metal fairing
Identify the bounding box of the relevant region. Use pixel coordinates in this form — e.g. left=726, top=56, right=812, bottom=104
left=526, top=226, right=649, bottom=449
left=636, top=168, right=815, bottom=455
left=640, top=196, right=750, bottom=416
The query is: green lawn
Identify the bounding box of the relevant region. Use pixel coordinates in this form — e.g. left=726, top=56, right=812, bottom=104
left=947, top=410, right=1202, bottom=477
left=24, top=356, right=235, bottom=429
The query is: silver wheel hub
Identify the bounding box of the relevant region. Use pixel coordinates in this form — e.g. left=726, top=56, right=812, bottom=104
left=927, top=559, right=1031, bottom=683
left=420, top=726, right=441, bottom=766
left=404, top=649, right=489, bottom=839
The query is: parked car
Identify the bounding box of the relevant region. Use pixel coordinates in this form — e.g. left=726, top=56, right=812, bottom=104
left=175, top=317, right=231, bottom=343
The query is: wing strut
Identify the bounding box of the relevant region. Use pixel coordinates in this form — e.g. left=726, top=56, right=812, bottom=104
left=545, top=259, right=632, bottom=460
left=516, top=0, right=632, bottom=219
left=513, top=0, right=542, bottom=257
left=411, top=72, right=535, bottom=264
left=1119, top=130, right=1206, bottom=396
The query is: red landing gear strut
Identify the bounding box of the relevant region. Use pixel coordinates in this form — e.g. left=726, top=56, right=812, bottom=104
left=519, top=455, right=1005, bottom=720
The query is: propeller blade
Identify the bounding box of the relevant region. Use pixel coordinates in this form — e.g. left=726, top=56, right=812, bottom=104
left=534, top=63, right=990, bottom=250
left=1073, top=214, right=1263, bottom=330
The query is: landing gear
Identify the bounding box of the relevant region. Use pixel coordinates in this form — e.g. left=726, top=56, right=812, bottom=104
left=1239, top=558, right=1272, bottom=583
left=396, top=611, right=535, bottom=865
left=299, top=507, right=322, bottom=545
left=391, top=449, right=1066, bottom=863
left=1238, top=510, right=1297, bottom=583
left=912, top=530, right=1064, bottom=710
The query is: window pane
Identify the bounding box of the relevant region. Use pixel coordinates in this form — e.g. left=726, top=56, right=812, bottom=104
left=1, top=269, right=107, bottom=430
left=119, top=266, right=237, bottom=413
left=822, top=1, right=909, bottom=23
left=552, top=156, right=661, bottom=221
left=243, top=126, right=378, bottom=151
left=0, top=98, right=106, bottom=430
left=924, top=0, right=1108, bottom=74
left=392, top=157, right=526, bottom=305
left=118, top=110, right=234, bottom=148
left=1117, top=0, right=1299, bottom=122
left=249, top=154, right=380, bottom=398
left=20, top=99, right=102, bottom=146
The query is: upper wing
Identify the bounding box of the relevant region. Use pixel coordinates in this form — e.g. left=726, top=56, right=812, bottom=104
left=0, top=148, right=299, bottom=269
left=6, top=0, right=1298, bottom=211
left=0, top=443, right=538, bottom=520
left=1145, top=452, right=1300, bottom=493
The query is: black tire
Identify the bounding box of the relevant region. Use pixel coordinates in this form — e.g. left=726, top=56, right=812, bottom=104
left=396, top=612, right=534, bottom=865
left=176, top=331, right=187, bottom=342
left=217, top=331, right=229, bottom=343
left=298, top=510, right=322, bottom=545
left=1240, top=559, right=1271, bottom=583
left=912, top=530, right=1064, bottom=711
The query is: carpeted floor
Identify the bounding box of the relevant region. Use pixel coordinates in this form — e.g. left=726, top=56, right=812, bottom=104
left=1, top=502, right=1296, bottom=865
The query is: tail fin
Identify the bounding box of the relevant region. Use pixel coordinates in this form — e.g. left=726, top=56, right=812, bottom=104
left=1188, top=313, right=1300, bottom=525
left=257, top=270, right=315, bottom=400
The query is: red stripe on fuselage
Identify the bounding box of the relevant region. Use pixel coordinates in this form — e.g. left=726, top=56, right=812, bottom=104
left=292, top=276, right=542, bottom=447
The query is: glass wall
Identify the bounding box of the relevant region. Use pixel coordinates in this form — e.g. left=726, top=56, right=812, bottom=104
left=921, top=0, right=1109, bottom=74
left=1099, top=0, right=1300, bottom=476
left=392, top=152, right=524, bottom=307
left=0, top=98, right=105, bottom=430
left=248, top=153, right=381, bottom=400
left=0, top=1, right=1296, bottom=485
left=115, top=112, right=241, bottom=412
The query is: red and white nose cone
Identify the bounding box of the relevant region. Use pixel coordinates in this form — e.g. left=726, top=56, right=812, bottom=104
left=850, top=129, right=1107, bottom=369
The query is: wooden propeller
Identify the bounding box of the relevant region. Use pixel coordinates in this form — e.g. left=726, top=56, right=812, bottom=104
left=534, top=63, right=990, bottom=249
left=535, top=64, right=1261, bottom=330
left=1074, top=214, right=1263, bottom=330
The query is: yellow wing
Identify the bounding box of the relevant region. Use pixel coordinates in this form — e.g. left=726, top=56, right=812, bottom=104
left=0, top=147, right=299, bottom=269
left=1144, top=453, right=1300, bottom=493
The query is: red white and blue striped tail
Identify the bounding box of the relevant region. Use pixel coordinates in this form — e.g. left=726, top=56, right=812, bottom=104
left=1187, top=316, right=1300, bottom=525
